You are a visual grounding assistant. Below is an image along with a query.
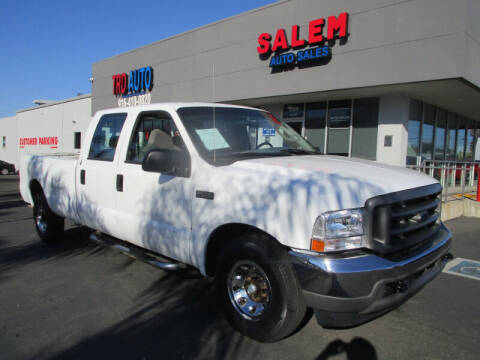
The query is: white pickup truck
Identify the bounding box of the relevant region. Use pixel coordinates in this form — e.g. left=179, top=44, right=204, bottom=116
left=20, top=103, right=452, bottom=342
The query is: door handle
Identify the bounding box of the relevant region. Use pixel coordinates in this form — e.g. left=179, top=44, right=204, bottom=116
left=116, top=174, right=123, bottom=192
left=80, top=170, right=86, bottom=185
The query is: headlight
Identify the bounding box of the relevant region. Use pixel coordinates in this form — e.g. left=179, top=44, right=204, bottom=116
left=311, top=209, right=366, bottom=252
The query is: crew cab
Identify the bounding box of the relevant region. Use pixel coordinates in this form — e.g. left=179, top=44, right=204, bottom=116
left=20, top=103, right=452, bottom=342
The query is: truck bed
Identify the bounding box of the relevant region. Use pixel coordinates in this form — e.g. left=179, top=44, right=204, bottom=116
left=19, top=153, right=81, bottom=223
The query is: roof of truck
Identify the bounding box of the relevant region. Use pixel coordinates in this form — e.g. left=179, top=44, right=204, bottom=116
left=94, top=102, right=262, bottom=116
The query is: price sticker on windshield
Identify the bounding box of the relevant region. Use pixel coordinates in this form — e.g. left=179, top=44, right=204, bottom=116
left=262, top=128, right=276, bottom=136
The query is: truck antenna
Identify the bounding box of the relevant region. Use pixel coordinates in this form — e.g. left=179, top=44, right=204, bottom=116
left=212, top=63, right=216, bottom=163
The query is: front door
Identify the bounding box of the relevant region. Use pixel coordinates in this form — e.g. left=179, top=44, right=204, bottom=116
left=76, top=112, right=128, bottom=237
left=114, top=110, right=193, bottom=264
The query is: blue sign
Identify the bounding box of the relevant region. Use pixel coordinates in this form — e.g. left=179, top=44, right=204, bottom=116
left=262, top=128, right=276, bottom=136
left=269, top=46, right=331, bottom=68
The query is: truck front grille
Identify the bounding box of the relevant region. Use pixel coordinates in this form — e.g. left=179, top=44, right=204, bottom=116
left=365, top=184, right=442, bottom=254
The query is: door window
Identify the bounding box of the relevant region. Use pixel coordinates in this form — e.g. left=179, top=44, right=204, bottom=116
left=88, top=113, right=127, bottom=161
left=127, top=111, right=185, bottom=163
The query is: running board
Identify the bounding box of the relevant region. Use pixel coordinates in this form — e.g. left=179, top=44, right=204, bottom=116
left=89, top=232, right=186, bottom=271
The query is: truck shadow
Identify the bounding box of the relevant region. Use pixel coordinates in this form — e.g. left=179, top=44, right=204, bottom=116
left=31, top=268, right=256, bottom=360
left=0, top=227, right=106, bottom=284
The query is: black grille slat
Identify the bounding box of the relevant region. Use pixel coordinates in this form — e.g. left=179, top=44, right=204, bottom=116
left=390, top=213, right=439, bottom=237
left=390, top=197, right=440, bottom=218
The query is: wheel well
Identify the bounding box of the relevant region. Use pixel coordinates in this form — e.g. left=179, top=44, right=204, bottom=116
left=204, top=223, right=278, bottom=277
left=29, top=180, right=43, bottom=202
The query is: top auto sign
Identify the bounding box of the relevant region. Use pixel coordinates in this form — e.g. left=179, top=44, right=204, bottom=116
left=257, top=12, right=348, bottom=69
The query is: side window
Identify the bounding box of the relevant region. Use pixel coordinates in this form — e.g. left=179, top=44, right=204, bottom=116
left=127, top=111, right=185, bottom=163
left=88, top=113, right=127, bottom=161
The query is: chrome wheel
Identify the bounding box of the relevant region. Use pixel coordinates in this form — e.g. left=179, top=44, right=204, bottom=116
left=227, top=260, right=272, bottom=320
left=35, top=205, right=47, bottom=234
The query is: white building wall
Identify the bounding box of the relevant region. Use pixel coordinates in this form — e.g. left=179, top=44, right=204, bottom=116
left=376, top=94, right=410, bottom=167
left=0, top=116, right=18, bottom=167
left=16, top=96, right=92, bottom=168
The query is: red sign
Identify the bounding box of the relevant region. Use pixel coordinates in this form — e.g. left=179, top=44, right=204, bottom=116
left=19, top=136, right=58, bottom=149
left=257, top=12, right=349, bottom=54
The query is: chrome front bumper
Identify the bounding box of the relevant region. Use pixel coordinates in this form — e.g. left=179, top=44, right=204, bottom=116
left=289, top=223, right=452, bottom=328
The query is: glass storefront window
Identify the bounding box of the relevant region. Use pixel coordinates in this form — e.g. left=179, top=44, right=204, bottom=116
left=283, top=103, right=304, bottom=119
left=456, top=117, right=466, bottom=160
left=465, top=119, right=475, bottom=161
left=446, top=112, right=457, bottom=160
left=407, top=99, right=422, bottom=165
left=328, top=100, right=351, bottom=128
left=327, top=100, right=351, bottom=156
left=434, top=109, right=447, bottom=160
left=304, top=102, right=326, bottom=152
left=421, top=104, right=435, bottom=160
left=351, top=98, right=379, bottom=161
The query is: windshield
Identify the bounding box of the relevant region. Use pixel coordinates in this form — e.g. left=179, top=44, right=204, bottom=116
left=177, top=106, right=318, bottom=165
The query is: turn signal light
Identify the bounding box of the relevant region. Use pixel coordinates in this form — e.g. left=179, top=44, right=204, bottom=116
left=311, top=239, right=325, bottom=252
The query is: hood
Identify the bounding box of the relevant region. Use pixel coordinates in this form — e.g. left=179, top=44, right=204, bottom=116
left=195, top=154, right=439, bottom=252
left=227, top=155, right=437, bottom=208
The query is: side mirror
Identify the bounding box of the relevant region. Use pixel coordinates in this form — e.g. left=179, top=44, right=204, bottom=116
left=142, top=149, right=190, bottom=177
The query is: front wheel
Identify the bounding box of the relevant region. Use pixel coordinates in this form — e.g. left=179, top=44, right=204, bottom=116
left=215, top=234, right=306, bottom=342
left=33, top=192, right=64, bottom=243
left=1, top=168, right=8, bottom=175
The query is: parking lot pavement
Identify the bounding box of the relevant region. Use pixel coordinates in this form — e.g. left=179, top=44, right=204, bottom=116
left=0, top=175, right=479, bottom=360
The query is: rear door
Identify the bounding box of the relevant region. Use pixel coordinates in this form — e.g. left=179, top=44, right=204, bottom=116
left=76, top=112, right=128, bottom=237
left=114, top=109, right=193, bottom=264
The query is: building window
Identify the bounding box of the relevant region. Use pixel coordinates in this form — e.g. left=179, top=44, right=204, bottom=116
left=408, top=99, right=479, bottom=164
left=465, top=121, right=476, bottom=161
left=407, top=99, right=422, bottom=165
left=74, top=132, right=81, bottom=149
left=327, top=100, right=352, bottom=156
left=351, top=97, right=379, bottom=161
left=456, top=117, right=467, bottom=161
left=304, top=102, right=326, bottom=152
left=421, top=104, right=435, bottom=160
left=2, top=136, right=5, bottom=148
left=434, top=109, right=447, bottom=160
left=446, top=112, right=457, bottom=160
left=283, top=103, right=304, bottom=119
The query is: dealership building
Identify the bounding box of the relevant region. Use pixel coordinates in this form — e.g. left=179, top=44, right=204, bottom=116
left=1, top=0, right=479, bottom=170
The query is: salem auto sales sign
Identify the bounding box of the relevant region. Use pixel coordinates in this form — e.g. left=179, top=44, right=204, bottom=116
left=257, top=12, right=348, bottom=69
left=112, top=66, right=153, bottom=107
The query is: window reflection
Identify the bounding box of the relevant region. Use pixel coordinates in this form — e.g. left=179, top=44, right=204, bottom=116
left=421, top=104, right=435, bottom=160
left=434, top=109, right=447, bottom=160
left=407, top=99, right=422, bottom=165
left=456, top=117, right=466, bottom=160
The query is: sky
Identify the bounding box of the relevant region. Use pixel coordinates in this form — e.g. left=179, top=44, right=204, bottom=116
left=0, top=0, right=277, bottom=118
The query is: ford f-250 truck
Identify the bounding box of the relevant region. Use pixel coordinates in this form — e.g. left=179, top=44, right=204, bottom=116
left=20, top=103, right=452, bottom=342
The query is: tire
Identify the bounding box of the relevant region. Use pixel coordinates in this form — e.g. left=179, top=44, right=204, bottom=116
left=215, top=233, right=306, bottom=342
left=1, top=168, right=8, bottom=175
left=33, top=191, right=64, bottom=243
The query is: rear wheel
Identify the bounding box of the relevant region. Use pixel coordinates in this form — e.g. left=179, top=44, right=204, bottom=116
left=33, top=191, right=64, bottom=243
left=215, top=233, right=306, bottom=342
left=1, top=168, right=8, bottom=175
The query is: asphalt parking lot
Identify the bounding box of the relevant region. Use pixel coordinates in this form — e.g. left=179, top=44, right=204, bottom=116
left=0, top=175, right=479, bottom=360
